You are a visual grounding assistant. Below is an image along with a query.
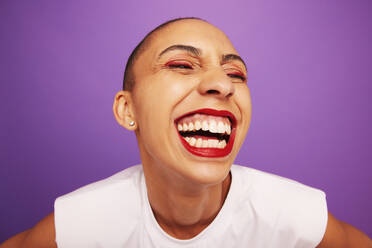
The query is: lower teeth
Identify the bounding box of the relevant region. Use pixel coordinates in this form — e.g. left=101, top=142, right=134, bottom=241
left=183, top=137, right=226, bottom=148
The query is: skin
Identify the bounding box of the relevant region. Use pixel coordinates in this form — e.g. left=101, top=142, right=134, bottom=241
left=1, top=19, right=371, bottom=247
left=114, top=20, right=251, bottom=238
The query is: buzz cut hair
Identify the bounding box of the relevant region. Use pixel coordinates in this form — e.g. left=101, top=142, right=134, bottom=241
left=122, top=17, right=206, bottom=91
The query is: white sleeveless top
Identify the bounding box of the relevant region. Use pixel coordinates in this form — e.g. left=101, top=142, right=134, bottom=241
left=54, top=165, right=328, bottom=247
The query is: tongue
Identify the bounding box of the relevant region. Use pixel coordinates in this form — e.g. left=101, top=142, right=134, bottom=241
left=189, top=135, right=219, bottom=140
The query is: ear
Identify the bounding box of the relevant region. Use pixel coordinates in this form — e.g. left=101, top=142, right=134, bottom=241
left=113, top=90, right=137, bottom=130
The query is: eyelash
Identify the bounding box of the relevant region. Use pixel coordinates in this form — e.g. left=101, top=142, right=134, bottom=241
left=227, top=73, right=246, bottom=81
left=165, top=62, right=193, bottom=69
left=165, top=62, right=246, bottom=81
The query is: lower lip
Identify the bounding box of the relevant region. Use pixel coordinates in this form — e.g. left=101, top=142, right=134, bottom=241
left=177, top=130, right=236, bottom=158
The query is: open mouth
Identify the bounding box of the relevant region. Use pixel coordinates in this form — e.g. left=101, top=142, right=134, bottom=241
left=175, top=108, right=236, bottom=158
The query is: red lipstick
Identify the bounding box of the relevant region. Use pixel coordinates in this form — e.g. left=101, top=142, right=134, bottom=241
left=175, top=108, right=237, bottom=158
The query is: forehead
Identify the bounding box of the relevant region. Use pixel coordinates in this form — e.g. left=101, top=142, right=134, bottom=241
left=143, top=20, right=238, bottom=60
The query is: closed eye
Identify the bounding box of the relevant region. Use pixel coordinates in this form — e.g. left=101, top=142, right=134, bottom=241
left=227, top=73, right=246, bottom=81
left=166, top=62, right=193, bottom=69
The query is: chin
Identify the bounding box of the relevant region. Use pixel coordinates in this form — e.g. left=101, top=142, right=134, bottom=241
left=180, top=160, right=232, bottom=186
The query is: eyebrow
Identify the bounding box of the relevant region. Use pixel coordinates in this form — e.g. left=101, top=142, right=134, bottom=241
left=222, top=54, right=247, bottom=72
left=157, top=44, right=247, bottom=71
left=158, top=44, right=201, bottom=59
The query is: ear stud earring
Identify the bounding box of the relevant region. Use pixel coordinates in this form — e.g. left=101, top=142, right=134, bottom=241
left=129, top=121, right=135, bottom=127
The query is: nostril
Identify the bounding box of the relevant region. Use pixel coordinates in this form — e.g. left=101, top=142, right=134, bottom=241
left=206, top=90, right=233, bottom=98
left=206, top=89, right=220, bottom=95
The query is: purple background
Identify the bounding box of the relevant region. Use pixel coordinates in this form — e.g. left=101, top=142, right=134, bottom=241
left=1, top=0, right=371, bottom=241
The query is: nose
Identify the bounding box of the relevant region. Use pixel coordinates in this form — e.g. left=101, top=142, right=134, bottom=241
left=197, top=69, right=235, bottom=100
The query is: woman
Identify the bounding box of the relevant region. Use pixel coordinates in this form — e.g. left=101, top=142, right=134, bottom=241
left=1, top=17, right=371, bottom=248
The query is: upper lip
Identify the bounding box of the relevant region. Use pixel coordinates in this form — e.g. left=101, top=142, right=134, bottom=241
left=174, top=108, right=237, bottom=128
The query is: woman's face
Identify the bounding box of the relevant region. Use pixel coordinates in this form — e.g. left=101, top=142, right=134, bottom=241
left=130, top=19, right=251, bottom=185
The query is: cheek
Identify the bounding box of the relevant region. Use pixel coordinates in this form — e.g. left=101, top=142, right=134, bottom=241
left=132, top=75, right=197, bottom=164
left=133, top=74, right=195, bottom=136
left=236, top=86, right=252, bottom=117
left=234, top=86, right=252, bottom=142
left=135, top=74, right=196, bottom=114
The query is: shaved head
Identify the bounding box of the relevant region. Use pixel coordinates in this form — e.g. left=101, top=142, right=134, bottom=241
left=122, top=17, right=207, bottom=91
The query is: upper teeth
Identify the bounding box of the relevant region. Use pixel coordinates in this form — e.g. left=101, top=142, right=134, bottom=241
left=177, top=120, right=231, bottom=135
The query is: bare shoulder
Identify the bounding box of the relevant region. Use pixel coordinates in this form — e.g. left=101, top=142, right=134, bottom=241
left=0, top=212, right=57, bottom=248
left=317, top=212, right=372, bottom=248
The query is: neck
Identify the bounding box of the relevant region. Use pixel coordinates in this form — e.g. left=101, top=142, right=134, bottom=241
left=143, top=164, right=231, bottom=240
